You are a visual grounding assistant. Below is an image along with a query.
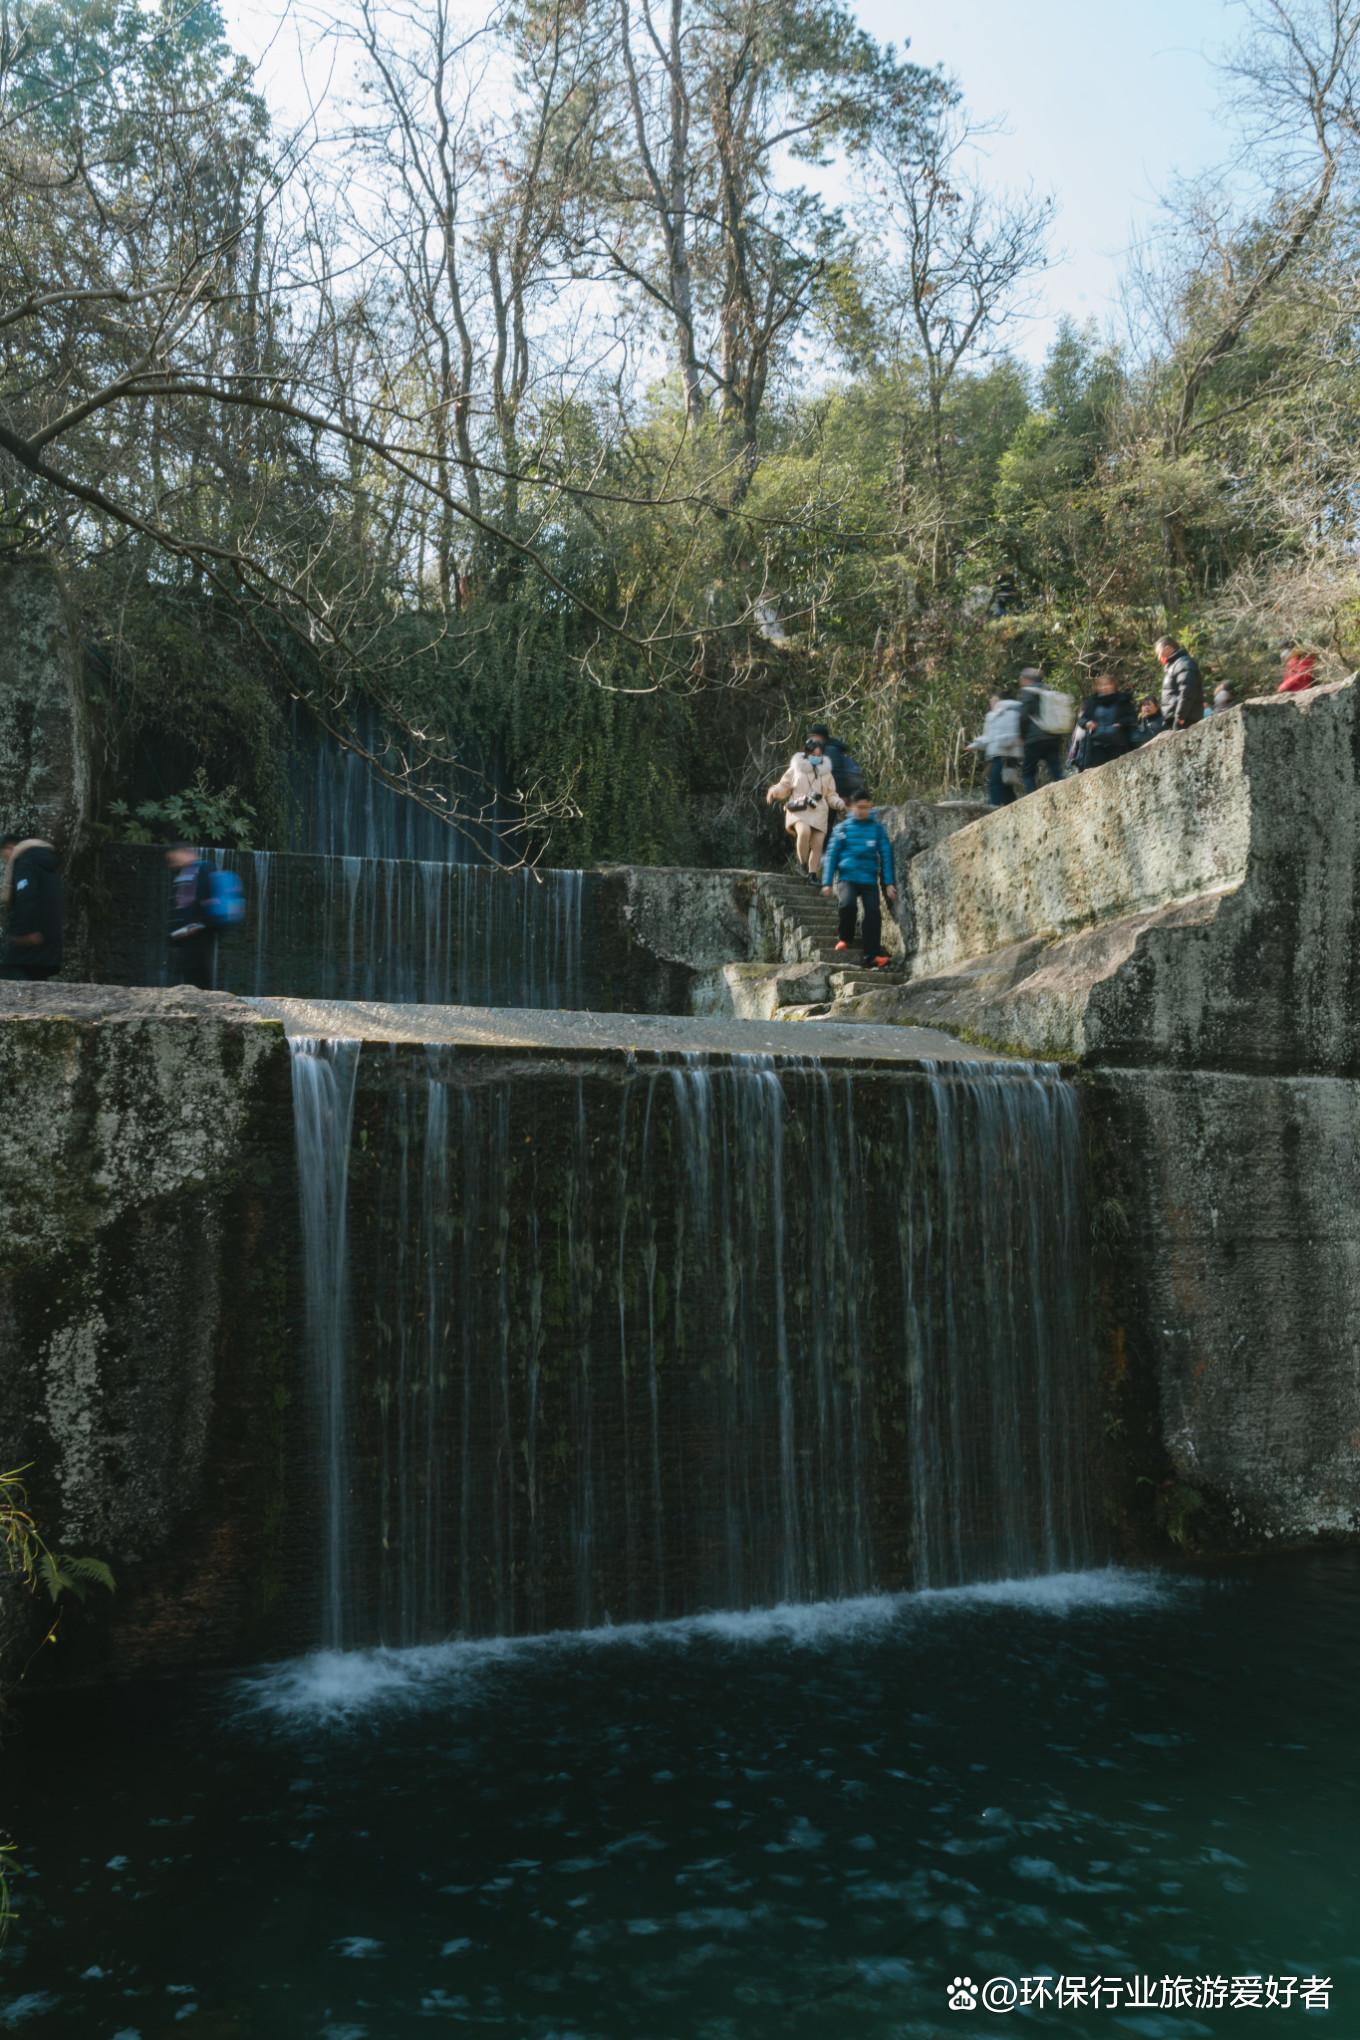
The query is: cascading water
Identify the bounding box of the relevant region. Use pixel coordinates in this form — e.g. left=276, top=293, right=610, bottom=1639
left=287, top=1034, right=362, bottom=1649
left=304, top=1048, right=1098, bottom=1649
left=198, top=852, right=585, bottom=1007
left=285, top=698, right=502, bottom=863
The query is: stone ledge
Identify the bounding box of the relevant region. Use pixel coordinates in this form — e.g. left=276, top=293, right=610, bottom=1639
left=254, top=993, right=1005, bottom=1066
left=883, top=681, right=1360, bottom=1073
left=0, top=979, right=278, bottom=1029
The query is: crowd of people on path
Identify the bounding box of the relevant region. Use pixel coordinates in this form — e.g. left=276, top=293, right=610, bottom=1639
left=966, top=637, right=1320, bottom=809
left=760, top=638, right=1329, bottom=955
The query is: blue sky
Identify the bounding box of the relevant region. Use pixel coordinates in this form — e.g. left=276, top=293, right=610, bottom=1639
left=860, top=0, right=1242, bottom=358
left=224, top=0, right=1244, bottom=363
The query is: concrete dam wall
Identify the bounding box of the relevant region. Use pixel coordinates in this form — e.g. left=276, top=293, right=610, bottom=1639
left=4, top=552, right=1359, bottom=1687
left=874, top=679, right=1360, bottom=1074
left=0, top=992, right=1098, bottom=1679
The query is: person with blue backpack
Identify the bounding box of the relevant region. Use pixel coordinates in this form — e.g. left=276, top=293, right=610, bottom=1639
left=165, top=844, right=245, bottom=989
left=821, top=791, right=897, bottom=970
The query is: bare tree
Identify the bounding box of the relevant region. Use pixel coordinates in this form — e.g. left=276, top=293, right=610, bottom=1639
left=854, top=94, right=1052, bottom=583
left=1112, top=0, right=1360, bottom=586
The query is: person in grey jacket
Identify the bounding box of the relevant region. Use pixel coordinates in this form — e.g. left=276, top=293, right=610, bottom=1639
left=822, top=793, right=897, bottom=968
left=1156, top=638, right=1204, bottom=731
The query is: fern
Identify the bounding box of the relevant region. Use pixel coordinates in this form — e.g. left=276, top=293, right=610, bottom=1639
left=59, top=1555, right=116, bottom=1595
left=1, top=1465, right=115, bottom=1611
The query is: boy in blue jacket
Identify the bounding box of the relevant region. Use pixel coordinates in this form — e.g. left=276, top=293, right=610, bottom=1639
left=821, top=793, right=897, bottom=968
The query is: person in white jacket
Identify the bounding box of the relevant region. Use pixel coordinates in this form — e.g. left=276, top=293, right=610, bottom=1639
left=766, top=733, right=846, bottom=879
left=968, top=691, right=1024, bottom=808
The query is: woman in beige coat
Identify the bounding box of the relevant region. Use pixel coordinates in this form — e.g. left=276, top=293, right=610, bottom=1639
left=766, top=734, right=845, bottom=880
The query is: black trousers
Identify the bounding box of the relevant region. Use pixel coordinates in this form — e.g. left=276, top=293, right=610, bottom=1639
left=836, top=880, right=882, bottom=963
left=1022, top=735, right=1065, bottom=792
left=171, top=931, right=218, bottom=990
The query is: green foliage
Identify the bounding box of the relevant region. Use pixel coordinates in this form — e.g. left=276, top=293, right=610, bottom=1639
left=85, top=579, right=295, bottom=840
left=1138, top=1476, right=1208, bottom=1551
left=34, top=1550, right=117, bottom=1604
left=1, top=1463, right=116, bottom=1622
left=13, top=0, right=1357, bottom=853
left=107, top=769, right=258, bottom=849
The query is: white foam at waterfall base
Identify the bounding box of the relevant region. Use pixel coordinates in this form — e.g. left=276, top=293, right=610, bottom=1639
left=234, top=1570, right=1190, bottom=1726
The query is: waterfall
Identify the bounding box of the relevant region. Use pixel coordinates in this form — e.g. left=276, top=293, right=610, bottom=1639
left=315, top=1050, right=1097, bottom=1649
left=284, top=698, right=501, bottom=863
left=287, top=1034, right=362, bottom=1648
left=196, top=853, right=586, bottom=1008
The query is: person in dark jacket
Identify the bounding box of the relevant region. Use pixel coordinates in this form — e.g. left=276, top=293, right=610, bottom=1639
left=1018, top=667, right=1066, bottom=792
left=807, top=724, right=865, bottom=802
left=2, top=835, right=63, bottom=979
left=1155, top=637, right=1204, bottom=730
left=1130, top=696, right=1165, bottom=748
left=166, top=844, right=218, bottom=989
left=822, top=793, right=897, bottom=969
left=1077, top=675, right=1136, bottom=769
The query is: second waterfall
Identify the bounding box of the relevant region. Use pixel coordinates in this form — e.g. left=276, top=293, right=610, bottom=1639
left=289, top=1043, right=1099, bottom=1648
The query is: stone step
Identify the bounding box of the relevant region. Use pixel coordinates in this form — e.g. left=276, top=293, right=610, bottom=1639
left=830, top=968, right=906, bottom=988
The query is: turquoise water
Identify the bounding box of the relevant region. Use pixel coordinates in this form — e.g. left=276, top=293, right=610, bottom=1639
left=2, top=1559, right=1353, bottom=2037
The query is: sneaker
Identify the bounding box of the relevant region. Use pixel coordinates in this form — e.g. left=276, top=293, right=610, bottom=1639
left=834, top=940, right=849, bottom=952
left=871, top=953, right=892, bottom=969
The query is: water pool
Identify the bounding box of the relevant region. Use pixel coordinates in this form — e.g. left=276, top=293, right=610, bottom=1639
left=2, top=1558, right=1352, bottom=2037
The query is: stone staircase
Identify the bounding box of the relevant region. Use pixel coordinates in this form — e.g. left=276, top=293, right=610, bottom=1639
left=760, top=872, right=844, bottom=961
left=755, top=870, right=906, bottom=1016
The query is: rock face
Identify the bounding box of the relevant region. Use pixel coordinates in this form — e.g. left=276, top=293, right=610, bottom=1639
left=1090, top=1066, right=1360, bottom=1548
left=0, top=559, right=91, bottom=851
left=834, top=682, right=1360, bottom=1554
left=877, top=797, right=987, bottom=878
left=0, top=985, right=297, bottom=1680
left=856, top=683, right=1360, bottom=1072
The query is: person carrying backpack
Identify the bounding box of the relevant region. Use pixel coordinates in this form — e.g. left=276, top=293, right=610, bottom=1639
left=806, top=723, right=865, bottom=802
left=967, top=690, right=1024, bottom=807
left=166, top=845, right=244, bottom=989
left=1017, top=668, right=1074, bottom=793
left=821, top=792, right=897, bottom=970
left=2, top=834, right=63, bottom=980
